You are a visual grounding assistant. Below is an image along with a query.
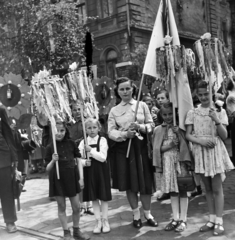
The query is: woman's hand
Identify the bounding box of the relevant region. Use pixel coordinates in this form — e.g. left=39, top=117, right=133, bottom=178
left=209, top=108, right=220, bottom=124
left=85, top=159, right=91, bottom=167
left=52, top=153, right=59, bottom=162
left=200, top=139, right=216, bottom=148
left=129, top=122, right=140, bottom=131
left=127, top=129, right=136, bottom=138
left=85, top=145, right=92, bottom=152
left=79, top=179, right=84, bottom=189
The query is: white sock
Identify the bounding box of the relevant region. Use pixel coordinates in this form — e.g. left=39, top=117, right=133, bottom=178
left=92, top=200, right=101, bottom=220
left=179, top=197, right=188, bottom=222
left=133, top=208, right=140, bottom=220
left=206, top=214, right=216, bottom=227
left=171, top=196, right=179, bottom=220
left=87, top=201, right=92, bottom=208
left=215, top=217, right=223, bottom=225
left=144, top=210, right=153, bottom=220
left=101, top=201, right=109, bottom=219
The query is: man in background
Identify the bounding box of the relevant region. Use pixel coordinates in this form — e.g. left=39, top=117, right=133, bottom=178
left=0, top=107, right=18, bottom=233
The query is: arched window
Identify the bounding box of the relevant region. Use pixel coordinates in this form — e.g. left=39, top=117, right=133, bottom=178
left=105, top=49, right=117, bottom=80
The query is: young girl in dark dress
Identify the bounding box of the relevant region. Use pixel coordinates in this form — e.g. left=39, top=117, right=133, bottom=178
left=45, top=121, right=90, bottom=240
left=78, top=118, right=111, bottom=234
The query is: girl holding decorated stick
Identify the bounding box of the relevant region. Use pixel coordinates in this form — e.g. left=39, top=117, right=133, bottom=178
left=68, top=102, right=94, bottom=216
left=45, top=121, right=90, bottom=240
left=108, top=77, right=157, bottom=229
left=78, top=118, right=112, bottom=234
left=153, top=102, right=193, bottom=232
left=185, top=80, right=234, bottom=236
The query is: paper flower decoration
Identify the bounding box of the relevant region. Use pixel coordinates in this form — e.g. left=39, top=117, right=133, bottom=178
left=164, top=35, right=173, bottom=45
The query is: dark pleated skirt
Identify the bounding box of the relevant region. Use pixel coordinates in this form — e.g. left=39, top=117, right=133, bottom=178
left=48, top=165, right=81, bottom=197
left=110, top=135, right=155, bottom=194
left=83, top=159, right=112, bottom=202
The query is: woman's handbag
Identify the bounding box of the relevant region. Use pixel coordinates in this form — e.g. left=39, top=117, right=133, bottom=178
left=177, top=174, right=196, bottom=192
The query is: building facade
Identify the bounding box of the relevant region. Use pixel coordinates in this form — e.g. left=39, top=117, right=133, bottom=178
left=86, top=0, right=234, bottom=82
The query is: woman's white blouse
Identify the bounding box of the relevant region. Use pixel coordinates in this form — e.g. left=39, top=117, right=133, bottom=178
left=108, top=99, right=153, bottom=142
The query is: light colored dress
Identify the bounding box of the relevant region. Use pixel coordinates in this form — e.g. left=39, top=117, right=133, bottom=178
left=185, top=105, right=234, bottom=179
left=161, top=127, right=189, bottom=193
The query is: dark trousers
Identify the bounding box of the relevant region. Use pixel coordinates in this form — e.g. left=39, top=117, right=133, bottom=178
left=0, top=167, right=17, bottom=223
left=231, top=119, right=235, bottom=166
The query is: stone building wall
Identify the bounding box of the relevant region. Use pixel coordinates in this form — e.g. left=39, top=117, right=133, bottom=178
left=88, top=0, right=234, bottom=79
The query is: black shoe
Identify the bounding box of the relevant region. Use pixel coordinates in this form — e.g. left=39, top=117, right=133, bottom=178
left=73, top=227, right=90, bottom=240
left=157, top=193, right=170, bottom=201
left=145, top=216, right=158, bottom=227
left=133, top=219, right=142, bottom=228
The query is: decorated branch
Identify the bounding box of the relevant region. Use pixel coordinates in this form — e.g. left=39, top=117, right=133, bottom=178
left=194, top=33, right=233, bottom=92
left=31, top=68, right=99, bottom=178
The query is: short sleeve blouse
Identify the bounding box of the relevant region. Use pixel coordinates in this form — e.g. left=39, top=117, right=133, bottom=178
left=185, top=105, right=228, bottom=137
left=45, top=139, right=81, bottom=168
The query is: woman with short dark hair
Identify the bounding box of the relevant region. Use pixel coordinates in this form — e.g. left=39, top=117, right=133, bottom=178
left=108, top=77, right=157, bottom=229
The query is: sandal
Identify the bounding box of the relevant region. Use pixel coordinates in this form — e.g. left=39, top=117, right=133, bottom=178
left=213, top=223, right=224, bottom=236
left=199, top=221, right=215, bottom=232
left=175, top=220, right=187, bottom=232
left=165, top=219, right=179, bottom=231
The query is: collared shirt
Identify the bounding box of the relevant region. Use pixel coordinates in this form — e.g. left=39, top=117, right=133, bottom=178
left=45, top=139, right=81, bottom=168
left=67, top=122, right=83, bottom=141
left=108, top=99, right=154, bottom=142
left=78, top=135, right=108, bottom=163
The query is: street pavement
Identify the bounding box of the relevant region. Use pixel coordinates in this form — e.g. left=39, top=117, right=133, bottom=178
left=0, top=139, right=235, bottom=240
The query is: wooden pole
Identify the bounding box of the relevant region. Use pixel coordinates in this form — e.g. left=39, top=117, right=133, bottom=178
left=208, top=40, right=214, bottom=139
left=170, top=74, right=177, bottom=126
left=51, top=125, right=60, bottom=179
left=126, top=74, right=145, bottom=158
left=80, top=107, right=89, bottom=160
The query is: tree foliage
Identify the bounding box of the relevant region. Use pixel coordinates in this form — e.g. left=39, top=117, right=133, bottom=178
left=129, top=44, right=156, bottom=90
left=0, top=0, right=89, bottom=75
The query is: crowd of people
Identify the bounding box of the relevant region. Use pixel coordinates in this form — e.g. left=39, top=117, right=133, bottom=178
left=0, top=76, right=234, bottom=240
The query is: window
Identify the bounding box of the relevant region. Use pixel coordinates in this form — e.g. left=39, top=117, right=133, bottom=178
left=97, top=0, right=114, bottom=18
left=77, top=0, right=86, bottom=24
left=106, top=49, right=117, bottom=79
left=221, top=21, right=228, bottom=47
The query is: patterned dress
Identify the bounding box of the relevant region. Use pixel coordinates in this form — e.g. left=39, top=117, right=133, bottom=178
left=185, top=105, right=234, bottom=180
left=161, top=127, right=189, bottom=193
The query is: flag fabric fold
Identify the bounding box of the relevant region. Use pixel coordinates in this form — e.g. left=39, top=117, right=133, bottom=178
left=143, top=0, right=193, bottom=130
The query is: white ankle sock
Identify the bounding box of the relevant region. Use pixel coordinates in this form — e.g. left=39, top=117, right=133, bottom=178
left=209, top=214, right=216, bottom=223
left=133, top=208, right=140, bottom=220
left=206, top=214, right=216, bottom=227
left=215, top=217, right=223, bottom=225
left=144, top=210, right=153, bottom=219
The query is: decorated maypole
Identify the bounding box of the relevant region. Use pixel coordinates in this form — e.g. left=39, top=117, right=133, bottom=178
left=31, top=69, right=99, bottom=179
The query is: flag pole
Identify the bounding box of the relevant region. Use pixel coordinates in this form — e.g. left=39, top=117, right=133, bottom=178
left=126, top=74, right=145, bottom=158
left=80, top=106, right=89, bottom=160
left=51, top=125, right=60, bottom=179
left=208, top=40, right=214, bottom=139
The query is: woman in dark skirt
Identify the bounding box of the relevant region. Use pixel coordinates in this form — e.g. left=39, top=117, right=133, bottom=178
left=108, top=77, right=157, bottom=229
left=45, top=121, right=89, bottom=240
